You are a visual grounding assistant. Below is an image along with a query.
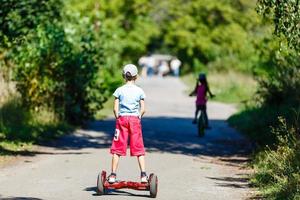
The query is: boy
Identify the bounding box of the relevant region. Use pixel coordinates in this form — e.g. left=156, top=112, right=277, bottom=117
left=108, top=64, right=147, bottom=183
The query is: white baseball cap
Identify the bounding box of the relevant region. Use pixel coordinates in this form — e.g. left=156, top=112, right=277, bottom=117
left=123, top=64, right=138, bottom=76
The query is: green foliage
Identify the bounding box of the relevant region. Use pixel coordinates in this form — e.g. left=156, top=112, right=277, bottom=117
left=230, top=43, right=300, bottom=198
left=252, top=117, right=300, bottom=199
left=237, top=0, right=300, bottom=145
left=66, top=0, right=160, bottom=62
left=0, top=0, right=62, bottom=46
left=257, top=0, right=300, bottom=51
left=228, top=104, right=299, bottom=146
left=94, top=96, right=115, bottom=120
left=0, top=0, right=272, bottom=126
left=11, top=23, right=69, bottom=111
left=255, top=0, right=300, bottom=109
left=256, top=53, right=300, bottom=106
left=155, top=0, right=261, bottom=72
left=68, top=0, right=265, bottom=73
left=0, top=141, right=33, bottom=157
left=0, top=96, right=70, bottom=142
left=229, top=12, right=300, bottom=194
left=1, top=0, right=124, bottom=125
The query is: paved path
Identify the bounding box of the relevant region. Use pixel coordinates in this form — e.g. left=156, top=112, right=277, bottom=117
left=0, top=77, right=254, bottom=200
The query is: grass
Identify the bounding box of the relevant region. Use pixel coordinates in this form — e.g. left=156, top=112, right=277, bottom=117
left=250, top=118, right=300, bottom=199
left=228, top=104, right=299, bottom=147
left=228, top=100, right=300, bottom=199
left=0, top=96, right=72, bottom=158
left=181, top=71, right=257, bottom=104
left=0, top=88, right=114, bottom=159
left=94, top=96, right=114, bottom=120
left=0, top=141, right=33, bottom=156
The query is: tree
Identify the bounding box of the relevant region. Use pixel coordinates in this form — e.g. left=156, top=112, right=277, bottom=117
left=1, top=0, right=123, bottom=124
left=257, top=0, right=300, bottom=51
left=0, top=0, right=62, bottom=46
left=255, top=0, right=300, bottom=107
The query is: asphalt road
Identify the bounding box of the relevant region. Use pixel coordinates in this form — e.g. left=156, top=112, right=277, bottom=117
left=0, top=77, right=254, bottom=200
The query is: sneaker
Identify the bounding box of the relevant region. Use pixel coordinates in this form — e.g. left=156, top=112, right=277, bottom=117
left=140, top=172, right=148, bottom=183
left=108, top=173, right=116, bottom=184
left=141, top=175, right=148, bottom=183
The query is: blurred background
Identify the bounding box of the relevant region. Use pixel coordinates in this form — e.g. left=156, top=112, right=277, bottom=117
left=0, top=0, right=299, bottom=198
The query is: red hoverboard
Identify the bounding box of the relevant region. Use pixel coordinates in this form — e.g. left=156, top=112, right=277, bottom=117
left=97, top=170, right=158, bottom=198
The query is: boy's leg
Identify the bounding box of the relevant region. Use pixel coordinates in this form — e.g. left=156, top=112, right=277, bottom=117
left=138, top=155, right=148, bottom=182
left=137, top=155, right=146, bottom=172
left=111, top=153, right=120, bottom=173
left=129, top=117, right=147, bottom=182
left=107, top=154, right=120, bottom=183
left=110, top=118, right=128, bottom=156
left=109, top=117, right=129, bottom=183
left=129, top=117, right=145, bottom=157
left=108, top=154, right=120, bottom=183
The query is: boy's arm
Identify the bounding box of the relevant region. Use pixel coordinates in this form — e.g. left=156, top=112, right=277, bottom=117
left=113, top=98, right=119, bottom=119
left=139, top=99, right=146, bottom=118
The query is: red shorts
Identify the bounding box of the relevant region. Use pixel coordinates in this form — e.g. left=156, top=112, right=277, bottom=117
left=110, top=116, right=145, bottom=156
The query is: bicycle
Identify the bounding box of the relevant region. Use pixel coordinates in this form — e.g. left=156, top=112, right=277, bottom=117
left=189, top=78, right=215, bottom=137
left=197, top=109, right=206, bottom=137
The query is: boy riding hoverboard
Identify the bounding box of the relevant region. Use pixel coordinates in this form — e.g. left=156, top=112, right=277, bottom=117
left=97, top=64, right=158, bottom=197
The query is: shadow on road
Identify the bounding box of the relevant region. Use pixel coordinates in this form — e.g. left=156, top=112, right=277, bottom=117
left=84, top=186, right=151, bottom=198
left=0, top=145, right=90, bottom=157
left=0, top=197, right=43, bottom=200
left=207, top=176, right=250, bottom=189
left=43, top=116, right=253, bottom=158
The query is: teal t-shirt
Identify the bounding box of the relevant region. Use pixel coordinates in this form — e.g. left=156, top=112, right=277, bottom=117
left=113, top=83, right=146, bottom=116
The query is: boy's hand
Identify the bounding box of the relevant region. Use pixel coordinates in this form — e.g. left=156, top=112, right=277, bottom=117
left=139, top=99, right=145, bottom=118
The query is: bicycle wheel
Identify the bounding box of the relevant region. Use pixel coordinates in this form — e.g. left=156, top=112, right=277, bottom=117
left=197, top=111, right=205, bottom=137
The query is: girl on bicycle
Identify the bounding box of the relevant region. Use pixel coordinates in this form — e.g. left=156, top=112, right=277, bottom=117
left=189, top=73, right=214, bottom=128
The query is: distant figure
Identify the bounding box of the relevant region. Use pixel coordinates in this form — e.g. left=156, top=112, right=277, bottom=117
left=146, top=56, right=156, bottom=77
left=189, top=73, right=215, bottom=128
left=157, top=60, right=169, bottom=77
left=138, top=56, right=148, bottom=77
left=170, top=58, right=181, bottom=77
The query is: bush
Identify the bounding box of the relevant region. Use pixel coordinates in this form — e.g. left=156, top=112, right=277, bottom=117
left=0, top=0, right=62, bottom=45
left=0, top=96, right=69, bottom=142
left=252, top=117, right=300, bottom=199
left=2, top=1, right=124, bottom=125
left=256, top=53, right=300, bottom=107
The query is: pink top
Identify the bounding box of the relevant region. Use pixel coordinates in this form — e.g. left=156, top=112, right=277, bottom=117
left=196, top=84, right=207, bottom=105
